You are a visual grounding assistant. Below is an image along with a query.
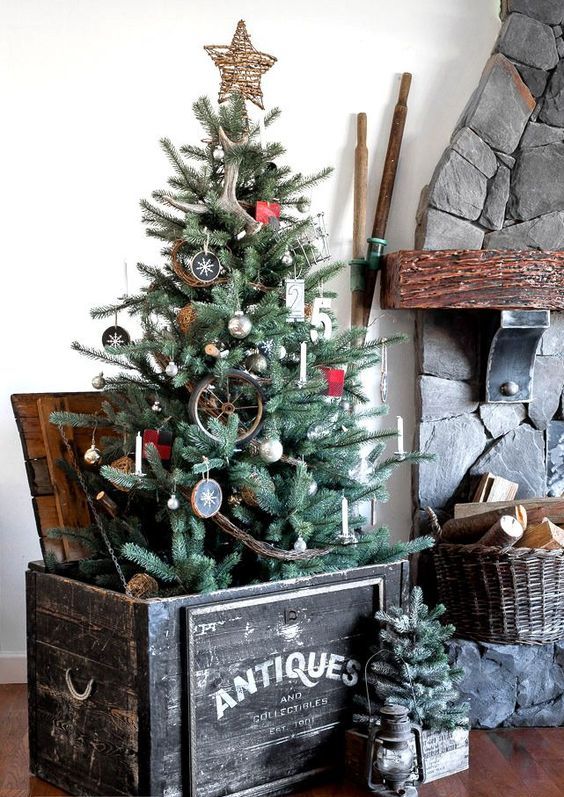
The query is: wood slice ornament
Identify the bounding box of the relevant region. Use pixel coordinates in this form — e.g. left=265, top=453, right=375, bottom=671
left=171, top=237, right=222, bottom=287
left=191, top=477, right=223, bottom=518
left=102, top=324, right=131, bottom=348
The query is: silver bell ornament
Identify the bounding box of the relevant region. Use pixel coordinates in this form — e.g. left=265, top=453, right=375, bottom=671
left=296, top=196, right=311, bottom=214
left=167, top=493, right=180, bottom=511
left=281, top=250, right=294, bottom=266
left=165, top=361, right=179, bottom=377
left=92, top=372, right=106, bottom=390
left=258, top=438, right=283, bottom=463
left=245, top=351, right=268, bottom=374
left=228, top=310, right=252, bottom=339
left=294, top=535, right=308, bottom=553
left=152, top=400, right=162, bottom=413
left=84, top=445, right=102, bottom=466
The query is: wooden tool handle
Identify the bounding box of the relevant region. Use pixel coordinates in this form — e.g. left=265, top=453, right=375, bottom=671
left=362, top=73, right=412, bottom=330
left=372, top=72, right=412, bottom=239
left=351, top=113, right=369, bottom=329
left=353, top=113, right=368, bottom=260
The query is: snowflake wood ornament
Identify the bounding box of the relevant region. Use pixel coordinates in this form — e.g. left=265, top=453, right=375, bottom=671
left=204, top=20, right=277, bottom=110
left=191, top=477, right=223, bottom=518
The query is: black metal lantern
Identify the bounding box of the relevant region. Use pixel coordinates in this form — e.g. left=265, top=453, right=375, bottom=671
left=366, top=704, right=425, bottom=796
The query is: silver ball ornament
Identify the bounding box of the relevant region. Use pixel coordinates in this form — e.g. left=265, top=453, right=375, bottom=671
left=84, top=445, right=102, bottom=466
left=281, top=250, right=294, bottom=266
left=212, top=146, right=223, bottom=160
left=278, top=345, right=287, bottom=360
left=228, top=311, right=252, bottom=339
left=165, top=361, right=179, bottom=377
left=258, top=438, right=283, bottom=463
left=296, top=196, right=311, bottom=214
left=167, top=493, right=180, bottom=511
left=245, top=352, right=268, bottom=374
left=308, top=480, right=318, bottom=497
left=294, top=535, right=308, bottom=552
left=92, top=372, right=106, bottom=390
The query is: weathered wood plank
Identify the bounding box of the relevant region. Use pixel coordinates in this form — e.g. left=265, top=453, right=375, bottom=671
left=381, top=249, right=564, bottom=309
left=33, top=497, right=66, bottom=561
left=37, top=396, right=91, bottom=560
left=25, top=458, right=53, bottom=496
left=185, top=576, right=383, bottom=797
left=35, top=610, right=136, bottom=678
left=35, top=573, right=136, bottom=638
left=34, top=643, right=138, bottom=795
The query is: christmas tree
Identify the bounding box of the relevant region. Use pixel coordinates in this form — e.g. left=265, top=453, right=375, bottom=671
left=48, top=21, right=432, bottom=596
left=355, top=587, right=468, bottom=731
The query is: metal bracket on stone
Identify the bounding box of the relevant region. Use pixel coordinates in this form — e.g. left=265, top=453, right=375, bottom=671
left=486, top=310, right=550, bottom=403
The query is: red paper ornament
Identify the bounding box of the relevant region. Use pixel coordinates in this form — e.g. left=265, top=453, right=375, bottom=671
left=320, top=366, right=345, bottom=398
left=255, top=201, right=281, bottom=228
left=142, top=429, right=173, bottom=462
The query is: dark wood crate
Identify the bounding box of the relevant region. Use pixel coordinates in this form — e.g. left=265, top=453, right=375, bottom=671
left=12, top=392, right=110, bottom=562
left=27, top=561, right=409, bottom=797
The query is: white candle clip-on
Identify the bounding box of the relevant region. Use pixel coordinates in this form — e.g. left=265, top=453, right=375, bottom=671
left=396, top=415, right=405, bottom=460
left=135, top=431, right=144, bottom=475
left=298, top=341, right=307, bottom=385
left=341, top=495, right=349, bottom=536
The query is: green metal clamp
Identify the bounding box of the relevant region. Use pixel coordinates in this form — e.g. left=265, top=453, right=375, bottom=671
left=349, top=237, right=387, bottom=292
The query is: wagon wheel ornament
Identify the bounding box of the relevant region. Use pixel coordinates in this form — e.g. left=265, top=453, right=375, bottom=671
left=188, top=369, right=265, bottom=445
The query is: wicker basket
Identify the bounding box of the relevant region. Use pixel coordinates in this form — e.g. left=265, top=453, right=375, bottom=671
left=433, top=543, right=564, bottom=645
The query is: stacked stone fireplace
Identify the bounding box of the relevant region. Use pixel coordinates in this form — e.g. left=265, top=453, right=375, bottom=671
left=415, top=0, right=564, bottom=524
left=412, top=1, right=564, bottom=728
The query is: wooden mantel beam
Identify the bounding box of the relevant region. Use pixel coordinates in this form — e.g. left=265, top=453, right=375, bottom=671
left=380, top=248, right=564, bottom=310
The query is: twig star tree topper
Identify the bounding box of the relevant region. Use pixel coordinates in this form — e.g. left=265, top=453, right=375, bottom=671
left=204, top=20, right=277, bottom=109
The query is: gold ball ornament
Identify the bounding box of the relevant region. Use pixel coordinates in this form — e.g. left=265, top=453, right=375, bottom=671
left=177, top=304, right=197, bottom=334
left=127, top=573, right=159, bottom=599
left=109, top=456, right=135, bottom=492
left=84, top=445, right=102, bottom=466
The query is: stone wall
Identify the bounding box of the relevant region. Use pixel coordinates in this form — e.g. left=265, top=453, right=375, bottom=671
left=417, top=1, right=564, bottom=249
left=414, top=310, right=564, bottom=521
left=413, top=1, right=564, bottom=524
left=449, top=638, right=564, bottom=728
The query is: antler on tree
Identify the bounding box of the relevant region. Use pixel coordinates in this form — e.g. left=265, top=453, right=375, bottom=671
left=162, top=127, right=261, bottom=236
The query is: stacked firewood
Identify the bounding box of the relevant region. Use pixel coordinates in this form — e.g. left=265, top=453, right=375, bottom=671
left=434, top=473, right=564, bottom=551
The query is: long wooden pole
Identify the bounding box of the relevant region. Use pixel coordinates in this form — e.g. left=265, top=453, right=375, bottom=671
left=350, top=113, right=368, bottom=329
left=362, top=73, right=412, bottom=330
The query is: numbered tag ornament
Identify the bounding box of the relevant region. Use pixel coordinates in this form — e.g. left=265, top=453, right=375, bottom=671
left=309, top=296, right=333, bottom=342
left=191, top=477, right=223, bottom=518
left=285, top=278, right=305, bottom=322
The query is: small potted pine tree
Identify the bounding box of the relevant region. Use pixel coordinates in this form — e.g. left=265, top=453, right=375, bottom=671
left=348, top=587, right=469, bottom=785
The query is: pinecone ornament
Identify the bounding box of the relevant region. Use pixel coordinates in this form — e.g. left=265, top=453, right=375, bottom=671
left=127, top=573, right=159, bottom=599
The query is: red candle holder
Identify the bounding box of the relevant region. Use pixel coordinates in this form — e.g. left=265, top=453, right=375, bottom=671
left=320, top=366, right=346, bottom=398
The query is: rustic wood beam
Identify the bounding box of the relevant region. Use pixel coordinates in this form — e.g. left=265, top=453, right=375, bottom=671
left=381, top=249, right=564, bottom=309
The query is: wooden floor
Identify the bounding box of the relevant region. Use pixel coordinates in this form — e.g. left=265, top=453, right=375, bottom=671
left=2, top=684, right=564, bottom=797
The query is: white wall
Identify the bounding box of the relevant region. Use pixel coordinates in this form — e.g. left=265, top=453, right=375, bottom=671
left=0, top=0, right=501, bottom=673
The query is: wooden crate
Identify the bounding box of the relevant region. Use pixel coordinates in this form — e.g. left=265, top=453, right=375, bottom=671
left=12, top=392, right=108, bottom=562
left=27, top=561, right=409, bottom=797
